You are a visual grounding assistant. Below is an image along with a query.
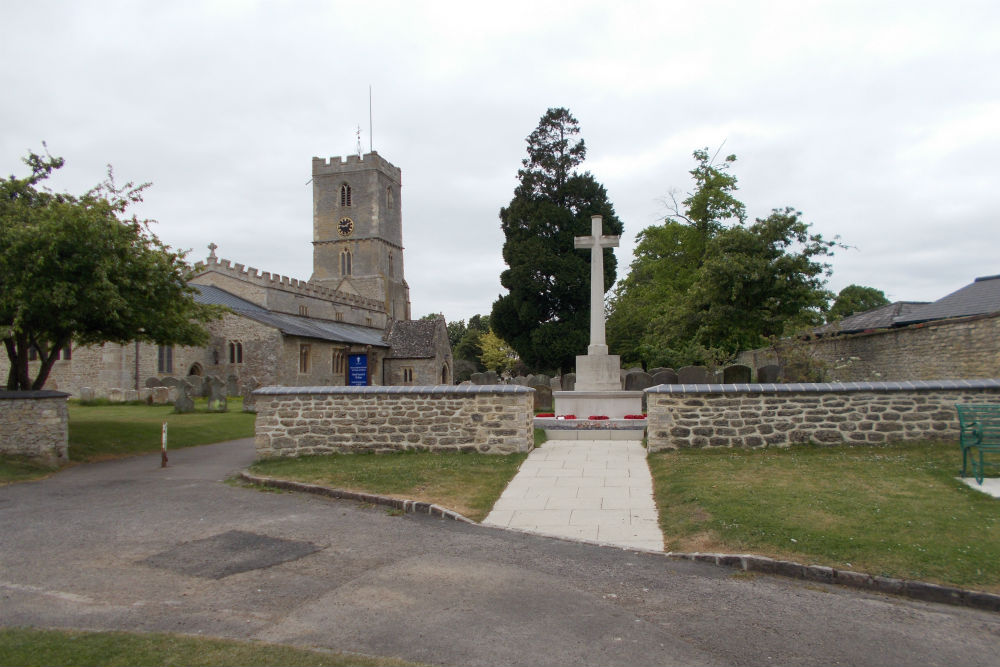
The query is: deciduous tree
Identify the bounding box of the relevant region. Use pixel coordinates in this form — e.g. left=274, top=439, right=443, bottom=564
left=827, top=284, right=890, bottom=322
left=0, top=150, right=220, bottom=390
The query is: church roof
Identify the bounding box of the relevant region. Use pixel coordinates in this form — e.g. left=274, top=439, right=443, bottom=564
left=193, top=284, right=388, bottom=347
left=385, top=318, right=442, bottom=359
left=893, top=274, right=1000, bottom=326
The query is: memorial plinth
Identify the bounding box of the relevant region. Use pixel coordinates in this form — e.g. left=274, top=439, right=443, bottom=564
left=552, top=215, right=642, bottom=424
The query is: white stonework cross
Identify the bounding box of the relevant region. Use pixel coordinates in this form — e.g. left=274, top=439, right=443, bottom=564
left=574, top=215, right=619, bottom=356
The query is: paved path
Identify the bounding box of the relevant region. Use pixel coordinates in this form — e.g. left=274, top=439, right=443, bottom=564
left=483, top=440, right=663, bottom=550
left=3, top=440, right=1000, bottom=666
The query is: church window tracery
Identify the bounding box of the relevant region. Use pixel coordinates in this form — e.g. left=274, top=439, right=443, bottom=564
left=340, top=249, right=352, bottom=276
left=228, top=341, right=243, bottom=364
left=158, top=345, right=173, bottom=373
left=340, top=184, right=352, bottom=207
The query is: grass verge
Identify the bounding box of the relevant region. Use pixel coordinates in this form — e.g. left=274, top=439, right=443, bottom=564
left=534, top=427, right=547, bottom=448
left=68, top=400, right=255, bottom=463
left=249, top=450, right=528, bottom=522
left=0, top=627, right=417, bottom=666
left=0, top=456, right=60, bottom=485
left=648, top=440, right=1000, bottom=591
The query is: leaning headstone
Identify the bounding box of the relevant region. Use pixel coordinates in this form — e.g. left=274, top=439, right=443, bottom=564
left=531, top=384, right=553, bottom=412
left=757, top=364, right=780, bottom=383
left=206, top=377, right=228, bottom=412
left=173, top=383, right=194, bottom=414
left=648, top=367, right=669, bottom=377
left=79, top=387, right=95, bottom=402
left=677, top=365, right=710, bottom=384
left=184, top=376, right=203, bottom=397
left=124, top=389, right=139, bottom=402
left=145, top=377, right=164, bottom=388
left=562, top=372, right=576, bottom=391
left=652, top=369, right=678, bottom=385
left=152, top=387, right=170, bottom=405
left=226, top=374, right=239, bottom=397
left=723, top=364, right=752, bottom=384
left=624, top=370, right=655, bottom=391
left=108, top=388, right=124, bottom=403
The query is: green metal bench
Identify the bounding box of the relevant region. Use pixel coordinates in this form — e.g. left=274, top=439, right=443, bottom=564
left=955, top=404, right=1000, bottom=484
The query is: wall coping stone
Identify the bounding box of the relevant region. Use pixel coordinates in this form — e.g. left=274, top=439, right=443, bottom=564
left=645, top=379, right=1000, bottom=394
left=0, top=390, right=71, bottom=399
left=253, top=384, right=533, bottom=396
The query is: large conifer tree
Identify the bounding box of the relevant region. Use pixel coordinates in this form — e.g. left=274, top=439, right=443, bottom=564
left=491, top=108, right=623, bottom=371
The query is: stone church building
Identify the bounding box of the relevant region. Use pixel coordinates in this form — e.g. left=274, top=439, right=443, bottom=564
left=7, top=152, right=453, bottom=396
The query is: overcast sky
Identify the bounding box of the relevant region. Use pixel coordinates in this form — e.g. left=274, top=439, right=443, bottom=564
left=3, top=1, right=998, bottom=322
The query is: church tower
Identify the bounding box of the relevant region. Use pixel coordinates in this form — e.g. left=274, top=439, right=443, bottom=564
left=310, top=152, right=411, bottom=321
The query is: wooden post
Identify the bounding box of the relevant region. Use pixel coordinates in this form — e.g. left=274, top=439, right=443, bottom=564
left=161, top=422, right=168, bottom=467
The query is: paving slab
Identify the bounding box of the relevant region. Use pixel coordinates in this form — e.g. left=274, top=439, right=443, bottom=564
left=483, top=440, right=664, bottom=550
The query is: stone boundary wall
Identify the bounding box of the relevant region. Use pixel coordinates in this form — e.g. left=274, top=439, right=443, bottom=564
left=644, top=379, right=1000, bottom=452
left=0, top=391, right=70, bottom=464
left=253, top=385, right=534, bottom=458
left=737, top=312, right=1000, bottom=382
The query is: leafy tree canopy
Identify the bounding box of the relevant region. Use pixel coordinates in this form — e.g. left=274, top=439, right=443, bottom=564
left=491, top=108, right=623, bottom=371
left=827, top=284, right=890, bottom=322
left=1, top=149, right=220, bottom=390
left=478, top=330, right=519, bottom=375
left=608, top=148, right=837, bottom=369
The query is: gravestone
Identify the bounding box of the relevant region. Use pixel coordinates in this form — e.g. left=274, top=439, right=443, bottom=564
left=160, top=376, right=179, bottom=388
left=757, top=364, right=780, bottom=383
left=145, top=377, right=164, bottom=388
left=531, top=384, right=553, bottom=412
left=125, top=389, right=139, bottom=402
left=207, top=377, right=227, bottom=412
left=108, top=388, right=124, bottom=403
left=470, top=372, right=487, bottom=385
left=226, top=374, right=239, bottom=397
left=549, top=377, right=562, bottom=390
left=241, top=377, right=261, bottom=412
left=79, top=387, right=95, bottom=402
left=624, top=370, right=654, bottom=391
left=184, top=376, right=204, bottom=397
left=561, top=373, right=576, bottom=391
left=534, top=373, right=551, bottom=388
left=648, top=367, right=668, bottom=377
left=483, top=370, right=499, bottom=384
left=173, top=383, right=194, bottom=414
left=512, top=375, right=528, bottom=386
left=677, top=365, right=710, bottom=384
left=652, top=369, right=678, bottom=385
left=152, top=387, right=170, bottom=404
left=723, top=364, right=752, bottom=384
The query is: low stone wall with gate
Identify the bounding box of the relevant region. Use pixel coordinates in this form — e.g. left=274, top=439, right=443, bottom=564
left=645, top=379, right=1000, bottom=452
left=0, top=390, right=70, bottom=464
left=253, top=385, right=534, bottom=458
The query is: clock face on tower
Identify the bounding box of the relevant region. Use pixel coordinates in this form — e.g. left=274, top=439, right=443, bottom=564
left=338, top=217, right=355, bottom=237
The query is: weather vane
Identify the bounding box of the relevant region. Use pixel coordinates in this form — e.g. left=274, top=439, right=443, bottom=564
left=356, top=126, right=363, bottom=158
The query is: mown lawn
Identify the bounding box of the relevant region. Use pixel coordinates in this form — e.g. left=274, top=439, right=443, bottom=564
left=648, top=440, right=1000, bottom=591
left=68, top=400, right=255, bottom=462
left=0, top=627, right=417, bottom=667
left=249, top=449, right=528, bottom=521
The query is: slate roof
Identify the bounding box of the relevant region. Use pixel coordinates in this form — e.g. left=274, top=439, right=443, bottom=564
left=814, top=301, right=929, bottom=335
left=192, top=284, right=388, bottom=347
left=385, top=318, right=441, bottom=359
left=893, top=274, right=1000, bottom=326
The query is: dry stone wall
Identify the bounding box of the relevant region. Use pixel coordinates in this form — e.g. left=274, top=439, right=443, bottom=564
left=645, top=379, right=1000, bottom=452
left=254, top=385, right=533, bottom=458
left=738, top=313, right=1000, bottom=382
left=0, top=391, right=69, bottom=464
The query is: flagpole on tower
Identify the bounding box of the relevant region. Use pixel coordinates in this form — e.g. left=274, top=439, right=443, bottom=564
left=369, top=85, right=373, bottom=153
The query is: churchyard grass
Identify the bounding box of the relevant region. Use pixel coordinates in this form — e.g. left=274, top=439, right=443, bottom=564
left=249, top=450, right=529, bottom=522
left=0, top=627, right=417, bottom=666
left=68, top=400, right=255, bottom=462
left=648, top=440, right=1000, bottom=591
left=0, top=456, right=60, bottom=485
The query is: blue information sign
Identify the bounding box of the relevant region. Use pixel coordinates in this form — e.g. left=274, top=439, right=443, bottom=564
left=348, top=354, right=368, bottom=386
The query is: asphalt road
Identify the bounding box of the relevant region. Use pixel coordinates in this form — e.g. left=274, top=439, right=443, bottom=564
left=2, top=439, right=999, bottom=666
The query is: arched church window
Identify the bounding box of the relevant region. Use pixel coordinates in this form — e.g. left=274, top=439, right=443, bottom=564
left=340, top=184, right=352, bottom=207
left=340, top=249, right=352, bottom=276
